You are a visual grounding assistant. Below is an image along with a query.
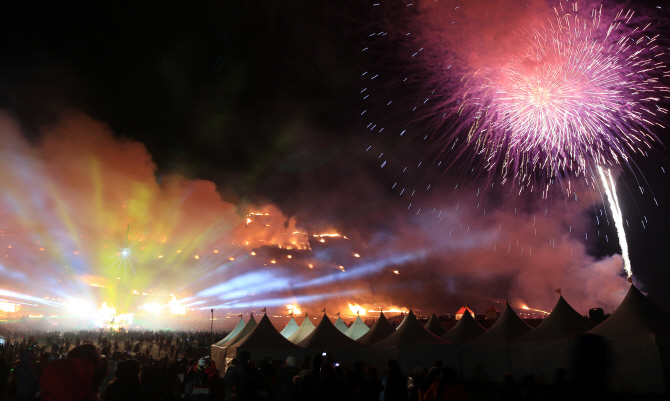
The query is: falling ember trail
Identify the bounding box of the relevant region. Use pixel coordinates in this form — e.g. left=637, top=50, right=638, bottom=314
left=597, top=166, right=632, bottom=278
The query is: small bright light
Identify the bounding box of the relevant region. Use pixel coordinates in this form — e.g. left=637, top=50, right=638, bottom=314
left=213, top=250, right=219, bottom=253
left=122, top=250, right=129, bottom=256
left=393, top=270, right=399, bottom=274
left=287, top=255, right=292, bottom=259
left=308, top=264, right=313, bottom=268
left=354, top=253, right=360, bottom=257
left=229, top=257, right=235, bottom=261
left=271, top=260, right=276, bottom=264
left=194, top=255, right=200, bottom=259
left=251, top=252, right=256, bottom=256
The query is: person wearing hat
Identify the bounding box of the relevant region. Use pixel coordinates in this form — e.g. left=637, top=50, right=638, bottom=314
left=276, top=356, right=300, bottom=401
left=185, top=357, right=219, bottom=400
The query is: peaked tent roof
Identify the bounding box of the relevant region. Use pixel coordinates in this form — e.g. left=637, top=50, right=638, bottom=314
left=486, top=305, right=500, bottom=313
left=456, top=306, right=475, bottom=315
left=589, top=284, right=670, bottom=337
left=357, top=312, right=396, bottom=345
left=334, top=317, right=349, bottom=333
left=13, top=315, right=34, bottom=324
left=344, top=316, right=370, bottom=340
left=424, top=313, right=447, bottom=336
left=467, top=302, right=532, bottom=344
left=375, top=310, right=450, bottom=346
left=214, top=316, right=246, bottom=346
left=280, top=317, right=299, bottom=338
left=298, top=314, right=366, bottom=349
left=231, top=314, right=303, bottom=350
left=395, top=313, right=407, bottom=329
left=287, top=314, right=316, bottom=344
left=443, top=308, right=486, bottom=343
left=515, top=296, right=595, bottom=342
left=224, top=315, right=258, bottom=347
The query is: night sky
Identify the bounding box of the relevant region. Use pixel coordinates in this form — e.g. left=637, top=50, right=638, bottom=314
left=0, top=0, right=668, bottom=319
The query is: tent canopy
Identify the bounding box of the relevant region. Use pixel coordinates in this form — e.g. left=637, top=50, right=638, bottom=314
left=514, top=296, right=594, bottom=342
left=468, top=302, right=532, bottom=344
left=334, top=317, right=349, bottom=333
left=224, top=315, right=258, bottom=347
left=357, top=312, right=397, bottom=345
left=280, top=317, right=299, bottom=339
left=376, top=310, right=450, bottom=346
left=424, top=313, right=447, bottom=337
left=443, top=308, right=486, bottom=343
left=231, top=314, right=303, bottom=350
left=297, top=314, right=365, bottom=349
left=287, top=314, right=316, bottom=344
left=589, top=284, right=670, bottom=337
left=214, top=316, right=246, bottom=346
left=344, top=316, right=370, bottom=340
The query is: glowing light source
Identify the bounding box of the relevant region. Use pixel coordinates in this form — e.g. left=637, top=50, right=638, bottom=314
left=0, top=302, right=18, bottom=313
left=169, top=296, right=186, bottom=315
left=140, top=303, right=162, bottom=313
left=348, top=303, right=366, bottom=316
left=286, top=304, right=302, bottom=315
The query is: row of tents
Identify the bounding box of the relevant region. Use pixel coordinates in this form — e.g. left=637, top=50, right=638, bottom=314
left=211, top=285, right=670, bottom=394
left=9, top=315, right=58, bottom=329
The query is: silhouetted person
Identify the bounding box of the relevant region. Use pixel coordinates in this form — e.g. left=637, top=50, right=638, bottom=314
left=68, top=344, right=109, bottom=400
left=229, top=351, right=259, bottom=401
left=276, top=356, right=300, bottom=401
left=104, top=359, right=144, bottom=401
left=40, top=358, right=96, bottom=401
left=383, top=359, right=408, bottom=401
left=15, top=350, right=38, bottom=401
left=360, top=366, right=384, bottom=401
left=316, top=363, right=346, bottom=401
left=422, top=366, right=470, bottom=401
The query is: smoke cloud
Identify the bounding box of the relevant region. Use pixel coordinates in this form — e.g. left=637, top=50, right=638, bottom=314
left=0, top=110, right=630, bottom=326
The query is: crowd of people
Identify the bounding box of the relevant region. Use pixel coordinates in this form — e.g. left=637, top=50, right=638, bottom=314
left=0, top=328, right=637, bottom=401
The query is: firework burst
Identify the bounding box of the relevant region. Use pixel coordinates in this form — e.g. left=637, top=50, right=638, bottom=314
left=364, top=1, right=669, bottom=196
left=462, top=3, right=668, bottom=194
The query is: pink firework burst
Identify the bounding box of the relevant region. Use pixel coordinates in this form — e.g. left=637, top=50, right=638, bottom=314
left=460, top=3, right=668, bottom=194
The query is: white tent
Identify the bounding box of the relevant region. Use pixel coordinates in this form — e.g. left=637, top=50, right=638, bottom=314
left=210, top=315, right=256, bottom=374
left=370, top=310, right=455, bottom=373
left=462, top=302, right=532, bottom=381
left=280, top=317, right=299, bottom=338
left=344, top=316, right=370, bottom=340
left=587, top=284, right=670, bottom=393
left=334, top=317, right=348, bottom=333
left=287, top=314, right=316, bottom=344
left=214, top=316, right=246, bottom=347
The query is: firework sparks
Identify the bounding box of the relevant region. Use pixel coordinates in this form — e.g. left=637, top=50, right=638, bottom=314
left=598, top=166, right=632, bottom=278
left=366, top=2, right=668, bottom=195
left=460, top=3, right=668, bottom=191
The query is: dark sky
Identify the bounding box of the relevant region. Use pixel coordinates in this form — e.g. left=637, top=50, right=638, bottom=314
left=0, top=0, right=669, bottom=313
